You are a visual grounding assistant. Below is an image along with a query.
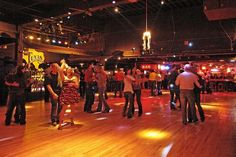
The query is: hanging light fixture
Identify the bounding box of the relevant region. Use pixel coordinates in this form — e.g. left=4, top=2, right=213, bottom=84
left=143, top=0, right=151, bottom=51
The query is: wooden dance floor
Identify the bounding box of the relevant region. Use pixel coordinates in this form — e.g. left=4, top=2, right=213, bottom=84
left=0, top=90, right=235, bottom=157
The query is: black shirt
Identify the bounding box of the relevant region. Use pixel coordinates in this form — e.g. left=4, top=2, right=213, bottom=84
left=80, top=72, right=85, bottom=81
left=168, top=70, right=179, bottom=84
left=194, top=74, right=203, bottom=93
left=5, top=73, right=27, bottom=95
left=45, top=72, right=61, bottom=95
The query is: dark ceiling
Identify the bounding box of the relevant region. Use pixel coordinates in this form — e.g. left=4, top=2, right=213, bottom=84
left=0, top=0, right=203, bottom=33
left=0, top=0, right=203, bottom=23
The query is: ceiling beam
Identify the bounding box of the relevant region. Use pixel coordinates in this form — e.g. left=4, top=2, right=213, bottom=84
left=22, top=0, right=140, bottom=27
left=0, top=0, right=42, bottom=14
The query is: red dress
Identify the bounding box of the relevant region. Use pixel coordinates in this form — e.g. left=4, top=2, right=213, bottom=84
left=59, top=77, right=79, bottom=106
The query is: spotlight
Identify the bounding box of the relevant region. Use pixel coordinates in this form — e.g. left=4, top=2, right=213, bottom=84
left=112, top=1, right=116, bottom=4
left=105, top=58, right=108, bottom=62
left=161, top=1, right=164, bottom=5
left=46, top=39, right=50, bottom=42
left=34, top=19, right=39, bottom=22
left=58, top=40, right=62, bottom=44
left=64, top=41, right=68, bottom=45
left=75, top=41, right=79, bottom=45
left=118, top=57, right=121, bottom=60
left=68, top=12, right=71, bottom=15
left=188, top=42, right=193, bottom=47
left=37, top=37, right=41, bottom=41
left=52, top=39, right=56, bottom=43
left=114, top=7, right=119, bottom=13
left=29, top=35, right=34, bottom=40
left=67, top=16, right=70, bottom=19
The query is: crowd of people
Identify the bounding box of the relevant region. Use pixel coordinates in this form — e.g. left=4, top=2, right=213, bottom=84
left=3, top=59, right=214, bottom=129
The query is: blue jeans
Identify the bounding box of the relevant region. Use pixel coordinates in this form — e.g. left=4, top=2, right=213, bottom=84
left=84, top=83, right=95, bottom=112
left=5, top=93, right=26, bottom=125
left=169, top=84, right=180, bottom=107
left=123, top=92, right=134, bottom=118
left=149, top=81, right=156, bottom=96
left=50, top=97, right=61, bottom=122
left=133, top=89, right=143, bottom=115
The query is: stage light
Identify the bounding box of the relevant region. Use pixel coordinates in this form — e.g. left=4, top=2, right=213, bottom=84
left=161, top=1, right=164, bottom=5
left=29, top=35, right=34, bottom=40
left=118, top=57, right=121, bottom=60
left=46, top=39, right=50, bottom=42
left=211, top=68, right=219, bottom=72
left=112, top=1, right=116, bottom=4
left=188, top=42, right=193, bottom=47
left=65, top=109, right=71, bottom=113
left=173, top=55, right=176, bottom=58
left=52, top=39, right=56, bottom=43
left=68, top=12, right=71, bottom=15
left=142, top=31, right=151, bottom=51
left=34, top=19, right=39, bottom=22
left=37, top=37, right=41, bottom=41
left=105, top=58, right=108, bottom=61
left=67, top=16, right=70, bottom=19
left=114, top=7, right=119, bottom=13
left=58, top=40, right=62, bottom=44
left=64, top=41, right=68, bottom=45
left=75, top=41, right=79, bottom=45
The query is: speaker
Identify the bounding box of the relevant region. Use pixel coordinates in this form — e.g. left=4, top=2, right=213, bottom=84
left=204, top=0, right=236, bottom=20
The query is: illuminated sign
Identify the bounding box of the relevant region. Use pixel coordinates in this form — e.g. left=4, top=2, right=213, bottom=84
left=23, top=48, right=45, bottom=69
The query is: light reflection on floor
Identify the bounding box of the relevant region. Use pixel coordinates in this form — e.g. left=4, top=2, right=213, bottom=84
left=138, top=129, right=170, bottom=140
left=161, top=143, right=173, bottom=157
left=96, top=117, right=108, bottom=121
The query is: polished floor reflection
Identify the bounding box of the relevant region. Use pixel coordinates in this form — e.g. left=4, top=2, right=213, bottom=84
left=0, top=90, right=235, bottom=157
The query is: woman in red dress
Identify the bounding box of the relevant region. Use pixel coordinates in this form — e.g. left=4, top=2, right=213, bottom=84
left=58, top=64, right=79, bottom=130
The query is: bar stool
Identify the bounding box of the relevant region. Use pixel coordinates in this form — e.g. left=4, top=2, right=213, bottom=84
left=209, top=82, right=216, bottom=92
left=217, top=82, right=225, bottom=92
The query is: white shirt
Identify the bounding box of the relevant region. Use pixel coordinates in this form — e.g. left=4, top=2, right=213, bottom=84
left=123, top=75, right=135, bottom=93
left=175, top=71, right=200, bottom=90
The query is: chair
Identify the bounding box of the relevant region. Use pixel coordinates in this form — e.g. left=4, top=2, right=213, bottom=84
left=217, top=82, right=225, bottom=92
